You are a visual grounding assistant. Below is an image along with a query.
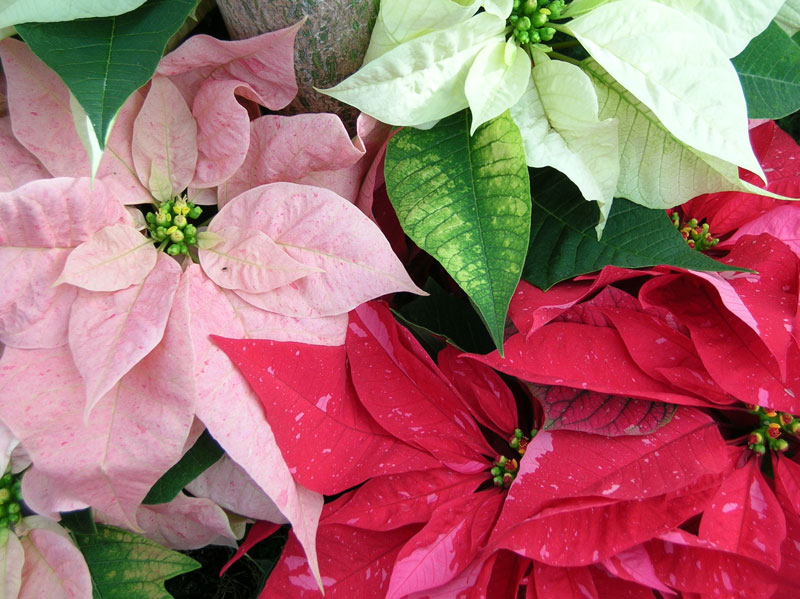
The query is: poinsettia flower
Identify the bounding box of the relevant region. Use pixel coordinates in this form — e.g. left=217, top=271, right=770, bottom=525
left=0, top=19, right=423, bottom=589
left=321, top=0, right=783, bottom=226
left=0, top=24, right=420, bottom=407
left=216, top=300, right=731, bottom=597
left=473, top=228, right=800, bottom=592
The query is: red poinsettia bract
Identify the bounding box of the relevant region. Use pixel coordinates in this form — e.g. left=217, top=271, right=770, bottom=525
left=216, top=301, right=743, bottom=598
left=475, top=229, right=800, bottom=597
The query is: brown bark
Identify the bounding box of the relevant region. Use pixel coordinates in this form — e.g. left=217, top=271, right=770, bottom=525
left=216, top=0, right=379, bottom=128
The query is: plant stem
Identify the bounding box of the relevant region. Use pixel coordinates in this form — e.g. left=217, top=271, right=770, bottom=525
left=549, top=40, right=580, bottom=50
left=549, top=51, right=582, bottom=66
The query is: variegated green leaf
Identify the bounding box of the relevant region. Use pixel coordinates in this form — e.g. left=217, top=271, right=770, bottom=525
left=73, top=524, right=199, bottom=599
left=385, top=110, right=530, bottom=352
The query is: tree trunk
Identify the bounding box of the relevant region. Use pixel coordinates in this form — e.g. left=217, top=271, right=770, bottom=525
left=215, top=0, right=379, bottom=129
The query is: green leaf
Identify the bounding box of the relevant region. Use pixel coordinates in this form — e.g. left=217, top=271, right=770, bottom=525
left=73, top=524, right=199, bottom=599
left=397, top=279, right=495, bottom=354
left=523, top=167, right=744, bottom=290
left=733, top=21, right=800, bottom=119
left=143, top=430, right=223, bottom=505
left=59, top=507, right=98, bottom=536
left=16, top=0, right=197, bottom=150
left=386, top=110, right=531, bottom=352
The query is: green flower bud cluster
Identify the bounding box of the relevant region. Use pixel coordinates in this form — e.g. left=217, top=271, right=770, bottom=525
left=509, top=0, right=566, bottom=45
left=489, top=428, right=540, bottom=487
left=746, top=405, right=798, bottom=455
left=145, top=197, right=203, bottom=256
left=671, top=213, right=719, bottom=251
left=509, top=428, right=535, bottom=455
left=490, top=455, right=520, bottom=488
left=0, top=471, right=23, bottom=529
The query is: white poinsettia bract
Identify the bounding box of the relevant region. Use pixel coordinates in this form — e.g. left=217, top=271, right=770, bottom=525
left=322, top=0, right=788, bottom=232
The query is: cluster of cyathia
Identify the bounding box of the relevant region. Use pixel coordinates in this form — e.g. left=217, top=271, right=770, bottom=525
left=747, top=405, right=800, bottom=454
left=144, top=198, right=204, bottom=256
left=508, top=0, right=567, bottom=44
left=671, top=213, right=720, bottom=251
left=0, top=471, right=22, bottom=529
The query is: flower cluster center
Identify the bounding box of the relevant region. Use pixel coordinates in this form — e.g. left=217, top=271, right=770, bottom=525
left=144, top=197, right=204, bottom=256
left=747, top=405, right=799, bottom=455
left=671, top=214, right=719, bottom=251
left=0, top=471, right=22, bottom=529
left=508, top=0, right=567, bottom=45
left=490, top=428, right=536, bottom=487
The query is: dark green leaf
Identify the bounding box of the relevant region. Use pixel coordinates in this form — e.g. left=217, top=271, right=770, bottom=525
left=143, top=430, right=223, bottom=505
left=397, top=279, right=495, bottom=354
left=59, top=507, right=97, bottom=536
left=523, top=168, right=743, bottom=290
left=16, top=0, right=197, bottom=149
left=74, top=524, right=199, bottom=599
left=733, top=21, right=800, bottom=119
left=385, top=110, right=531, bottom=353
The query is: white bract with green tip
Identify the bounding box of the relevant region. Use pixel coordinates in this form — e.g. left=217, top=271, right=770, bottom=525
left=321, top=0, right=788, bottom=232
